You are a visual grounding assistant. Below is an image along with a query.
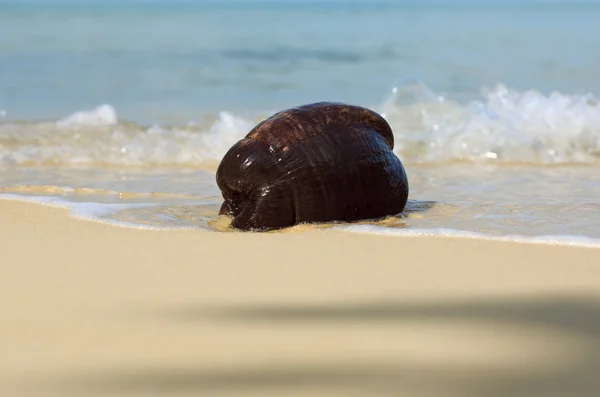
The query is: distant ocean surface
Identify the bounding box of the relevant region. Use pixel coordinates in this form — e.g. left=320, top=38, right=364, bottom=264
left=1, top=0, right=600, bottom=243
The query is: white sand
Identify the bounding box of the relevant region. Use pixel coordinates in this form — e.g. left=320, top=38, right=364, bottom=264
left=1, top=199, right=599, bottom=397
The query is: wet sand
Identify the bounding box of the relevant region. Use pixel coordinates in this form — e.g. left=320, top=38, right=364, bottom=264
left=1, top=198, right=599, bottom=397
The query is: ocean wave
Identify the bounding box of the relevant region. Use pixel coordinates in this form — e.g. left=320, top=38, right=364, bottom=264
left=57, top=104, right=118, bottom=127
left=1, top=82, right=599, bottom=167
left=339, top=224, right=600, bottom=249
left=3, top=193, right=599, bottom=247
left=383, top=81, right=600, bottom=164
left=0, top=107, right=254, bottom=167
left=0, top=194, right=162, bottom=230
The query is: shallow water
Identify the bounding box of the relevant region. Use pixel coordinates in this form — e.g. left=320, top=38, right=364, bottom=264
left=2, top=162, right=599, bottom=242
left=3, top=0, right=600, bottom=122
left=1, top=0, right=600, bottom=243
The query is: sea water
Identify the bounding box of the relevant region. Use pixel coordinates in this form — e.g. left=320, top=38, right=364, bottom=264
left=1, top=0, right=600, bottom=243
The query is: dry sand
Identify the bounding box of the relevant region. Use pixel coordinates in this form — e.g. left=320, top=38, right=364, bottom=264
left=1, top=198, right=599, bottom=397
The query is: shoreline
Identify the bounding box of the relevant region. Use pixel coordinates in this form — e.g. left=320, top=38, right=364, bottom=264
left=2, top=198, right=600, bottom=396
left=2, top=194, right=600, bottom=248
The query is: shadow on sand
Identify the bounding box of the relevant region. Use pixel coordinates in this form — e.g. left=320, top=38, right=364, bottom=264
left=51, top=294, right=600, bottom=397
left=172, top=294, right=600, bottom=337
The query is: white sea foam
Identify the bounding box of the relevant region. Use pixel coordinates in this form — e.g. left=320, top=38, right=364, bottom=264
left=384, top=81, right=600, bottom=164
left=0, top=194, right=219, bottom=231
left=58, top=104, right=118, bottom=127
left=4, top=193, right=599, bottom=247
left=0, top=194, right=162, bottom=229
left=0, top=109, right=252, bottom=167
left=339, top=224, right=600, bottom=249
left=1, top=84, right=599, bottom=167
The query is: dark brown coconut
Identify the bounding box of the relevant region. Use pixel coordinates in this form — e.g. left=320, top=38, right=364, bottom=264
left=216, top=102, right=409, bottom=231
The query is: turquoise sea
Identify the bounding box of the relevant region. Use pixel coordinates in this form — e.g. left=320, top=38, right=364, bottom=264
left=1, top=0, right=600, bottom=242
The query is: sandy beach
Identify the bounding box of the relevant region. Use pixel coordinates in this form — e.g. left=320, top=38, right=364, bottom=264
left=4, top=0, right=600, bottom=395
left=0, top=198, right=598, bottom=397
